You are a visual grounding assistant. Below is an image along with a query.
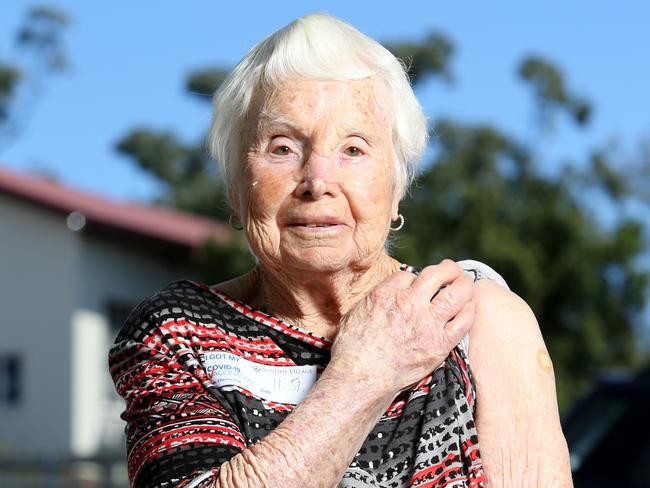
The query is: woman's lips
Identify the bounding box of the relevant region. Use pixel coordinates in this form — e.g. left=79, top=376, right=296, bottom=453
left=284, top=216, right=345, bottom=227
left=295, top=223, right=336, bottom=228
left=287, top=223, right=343, bottom=229
left=285, top=218, right=346, bottom=232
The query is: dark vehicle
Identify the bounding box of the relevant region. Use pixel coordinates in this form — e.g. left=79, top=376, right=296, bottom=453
left=563, top=367, right=650, bottom=487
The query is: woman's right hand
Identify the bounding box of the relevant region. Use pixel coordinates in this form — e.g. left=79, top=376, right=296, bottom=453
left=212, top=260, right=475, bottom=488
left=330, top=259, right=476, bottom=398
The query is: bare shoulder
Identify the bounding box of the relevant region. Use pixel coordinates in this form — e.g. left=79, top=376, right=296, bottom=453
left=467, top=279, right=573, bottom=486
left=456, top=258, right=549, bottom=361
left=468, top=278, right=558, bottom=415
left=470, top=278, right=549, bottom=365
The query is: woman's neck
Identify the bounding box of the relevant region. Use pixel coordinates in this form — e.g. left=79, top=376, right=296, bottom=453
left=215, top=253, right=402, bottom=340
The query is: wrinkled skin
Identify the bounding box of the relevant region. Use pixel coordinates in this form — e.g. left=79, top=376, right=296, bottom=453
left=211, top=77, right=572, bottom=487
left=231, top=77, right=400, bottom=277
left=210, top=78, right=478, bottom=488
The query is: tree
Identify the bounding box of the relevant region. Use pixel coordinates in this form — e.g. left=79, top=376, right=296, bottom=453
left=116, top=31, right=649, bottom=410
left=116, top=128, right=230, bottom=221
left=395, top=118, right=647, bottom=406
left=0, top=5, right=69, bottom=151
left=518, top=56, right=591, bottom=132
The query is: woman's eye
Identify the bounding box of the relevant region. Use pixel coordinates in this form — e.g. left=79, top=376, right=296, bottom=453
left=271, top=145, right=292, bottom=156
left=344, top=146, right=363, bottom=157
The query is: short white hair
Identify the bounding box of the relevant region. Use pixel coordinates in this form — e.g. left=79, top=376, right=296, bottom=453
left=207, top=12, right=428, bottom=202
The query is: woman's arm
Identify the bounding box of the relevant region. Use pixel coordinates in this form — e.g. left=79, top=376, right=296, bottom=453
left=212, top=358, right=395, bottom=487
left=212, top=260, right=477, bottom=487
left=469, top=279, right=573, bottom=487
left=111, top=261, right=474, bottom=487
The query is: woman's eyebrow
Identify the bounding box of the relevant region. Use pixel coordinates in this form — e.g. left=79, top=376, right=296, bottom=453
left=257, top=112, right=301, bottom=135
left=344, top=127, right=374, bottom=142
left=257, top=113, right=376, bottom=144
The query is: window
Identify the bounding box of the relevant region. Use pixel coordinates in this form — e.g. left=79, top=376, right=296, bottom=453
left=106, top=299, right=137, bottom=336
left=0, top=354, right=21, bottom=406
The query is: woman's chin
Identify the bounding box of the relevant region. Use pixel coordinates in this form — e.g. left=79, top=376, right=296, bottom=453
left=280, top=247, right=355, bottom=274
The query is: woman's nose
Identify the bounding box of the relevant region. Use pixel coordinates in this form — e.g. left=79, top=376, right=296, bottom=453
left=294, top=151, right=341, bottom=200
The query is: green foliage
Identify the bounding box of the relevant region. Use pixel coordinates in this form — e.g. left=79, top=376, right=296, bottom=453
left=519, top=56, right=592, bottom=130
left=116, top=128, right=231, bottom=221
left=197, top=237, right=256, bottom=284
left=0, top=65, right=21, bottom=99
left=16, top=5, right=69, bottom=71
left=588, top=140, right=650, bottom=205
left=0, top=5, right=69, bottom=150
left=394, top=119, right=648, bottom=407
left=385, top=32, right=454, bottom=85
left=117, top=30, right=649, bottom=410
left=116, top=67, right=233, bottom=223
left=589, top=150, right=628, bottom=199
left=186, top=68, right=230, bottom=100
left=0, top=64, right=21, bottom=120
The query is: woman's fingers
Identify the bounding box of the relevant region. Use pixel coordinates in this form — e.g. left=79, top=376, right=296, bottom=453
left=409, top=259, right=462, bottom=302
left=388, top=260, right=475, bottom=328
left=442, top=299, right=476, bottom=347
left=429, top=273, right=475, bottom=325
left=333, top=259, right=478, bottom=396
left=381, top=269, right=418, bottom=289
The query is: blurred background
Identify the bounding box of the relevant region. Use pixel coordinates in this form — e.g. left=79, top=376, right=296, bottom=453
left=1, top=1, right=649, bottom=486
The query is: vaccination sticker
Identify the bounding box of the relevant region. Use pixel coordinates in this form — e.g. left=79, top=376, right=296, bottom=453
left=203, top=351, right=319, bottom=404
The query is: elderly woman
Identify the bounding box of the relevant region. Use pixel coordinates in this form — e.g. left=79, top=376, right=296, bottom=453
left=109, top=13, right=572, bottom=488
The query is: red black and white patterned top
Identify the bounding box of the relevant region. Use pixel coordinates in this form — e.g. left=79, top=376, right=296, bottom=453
left=109, top=260, right=508, bottom=487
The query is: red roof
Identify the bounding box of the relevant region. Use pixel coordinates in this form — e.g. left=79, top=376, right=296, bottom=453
left=0, top=166, right=232, bottom=249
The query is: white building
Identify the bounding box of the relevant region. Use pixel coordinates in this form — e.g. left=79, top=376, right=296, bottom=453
left=0, top=166, right=232, bottom=458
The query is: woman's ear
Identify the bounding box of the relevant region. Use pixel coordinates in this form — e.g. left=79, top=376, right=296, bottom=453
left=228, top=151, right=252, bottom=221
left=391, top=189, right=401, bottom=221
left=227, top=186, right=241, bottom=220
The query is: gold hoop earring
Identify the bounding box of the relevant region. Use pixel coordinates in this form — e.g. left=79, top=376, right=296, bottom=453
left=390, top=214, right=404, bottom=231
left=228, top=214, right=243, bottom=230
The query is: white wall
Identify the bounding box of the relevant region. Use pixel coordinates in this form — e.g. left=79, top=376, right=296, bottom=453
left=72, top=233, right=196, bottom=456
left=0, top=193, right=200, bottom=457
left=0, top=194, right=79, bottom=455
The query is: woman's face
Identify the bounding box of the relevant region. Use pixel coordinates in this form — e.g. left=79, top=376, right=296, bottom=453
left=232, top=78, right=399, bottom=274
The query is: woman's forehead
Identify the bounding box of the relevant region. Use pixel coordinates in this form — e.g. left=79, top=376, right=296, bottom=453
left=255, top=78, right=391, bottom=135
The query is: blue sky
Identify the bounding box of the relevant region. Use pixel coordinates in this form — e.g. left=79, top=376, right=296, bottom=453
left=1, top=1, right=649, bottom=204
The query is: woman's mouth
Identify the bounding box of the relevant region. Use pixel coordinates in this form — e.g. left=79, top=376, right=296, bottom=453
left=285, top=219, right=346, bottom=233
left=289, top=223, right=341, bottom=229
left=285, top=215, right=345, bottom=228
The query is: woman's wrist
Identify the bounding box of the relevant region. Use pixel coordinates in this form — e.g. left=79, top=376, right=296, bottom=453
left=213, top=356, right=396, bottom=487
left=323, top=355, right=398, bottom=406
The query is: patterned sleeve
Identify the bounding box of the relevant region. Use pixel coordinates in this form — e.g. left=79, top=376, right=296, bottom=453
left=108, top=292, right=246, bottom=488
left=457, top=259, right=510, bottom=290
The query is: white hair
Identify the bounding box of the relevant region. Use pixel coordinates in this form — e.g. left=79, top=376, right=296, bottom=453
left=207, top=12, right=428, bottom=202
